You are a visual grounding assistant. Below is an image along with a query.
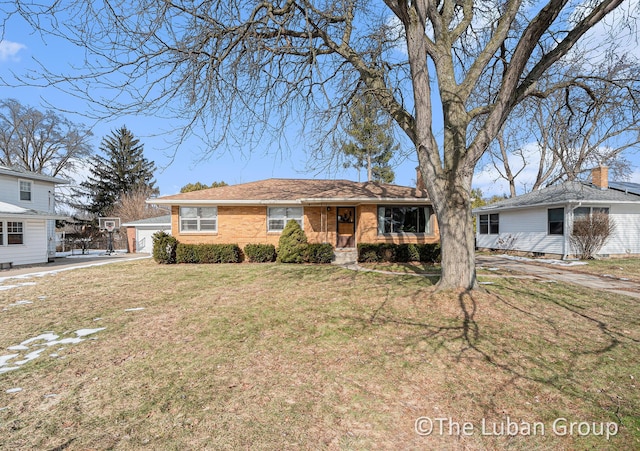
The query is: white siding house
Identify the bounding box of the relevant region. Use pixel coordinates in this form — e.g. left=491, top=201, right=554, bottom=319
left=0, top=166, right=68, bottom=267
left=474, top=167, right=640, bottom=259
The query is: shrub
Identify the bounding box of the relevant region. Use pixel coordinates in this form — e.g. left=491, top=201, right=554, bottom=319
left=305, top=243, right=334, bottom=264
left=176, top=243, right=199, bottom=263
left=152, top=231, right=178, bottom=264
left=244, top=244, right=277, bottom=263
left=570, top=212, right=615, bottom=259
left=176, top=243, right=242, bottom=263
left=357, top=243, right=441, bottom=263
left=277, top=220, right=308, bottom=263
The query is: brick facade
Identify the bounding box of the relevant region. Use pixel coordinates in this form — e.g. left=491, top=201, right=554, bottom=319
left=171, top=204, right=439, bottom=247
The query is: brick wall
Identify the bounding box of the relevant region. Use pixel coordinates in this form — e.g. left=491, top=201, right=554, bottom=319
left=170, top=204, right=440, bottom=247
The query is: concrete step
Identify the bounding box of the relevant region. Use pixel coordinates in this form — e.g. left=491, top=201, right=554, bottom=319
left=333, top=248, right=358, bottom=265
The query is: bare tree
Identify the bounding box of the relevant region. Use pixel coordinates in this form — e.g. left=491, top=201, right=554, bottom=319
left=111, top=188, right=167, bottom=225
left=3, top=0, right=634, bottom=290
left=570, top=212, right=615, bottom=259
left=0, top=98, right=93, bottom=177
left=487, top=54, right=640, bottom=196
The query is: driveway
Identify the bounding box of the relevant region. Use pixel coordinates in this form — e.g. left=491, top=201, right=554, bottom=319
left=477, top=254, right=640, bottom=299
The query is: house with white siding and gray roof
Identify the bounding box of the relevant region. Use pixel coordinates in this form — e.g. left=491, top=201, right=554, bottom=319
left=473, top=166, right=640, bottom=259
left=0, top=165, right=68, bottom=267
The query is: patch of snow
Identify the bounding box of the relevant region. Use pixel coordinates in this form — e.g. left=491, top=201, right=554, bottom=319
left=47, top=337, right=84, bottom=346
left=38, top=296, right=47, bottom=300
left=500, top=254, right=587, bottom=266
left=8, top=300, right=33, bottom=306
left=0, top=366, right=19, bottom=373
left=125, top=307, right=145, bottom=312
left=5, top=388, right=22, bottom=394
left=0, top=354, right=18, bottom=366
left=21, top=333, right=59, bottom=345
left=479, top=281, right=494, bottom=285
left=43, top=394, right=58, bottom=398
left=15, top=348, right=46, bottom=365
left=93, top=317, right=103, bottom=321
left=7, top=345, right=29, bottom=351
left=75, top=327, right=105, bottom=337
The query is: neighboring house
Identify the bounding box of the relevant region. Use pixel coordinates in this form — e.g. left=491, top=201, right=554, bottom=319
left=474, top=166, right=640, bottom=259
left=122, top=215, right=172, bottom=253
left=0, top=165, right=68, bottom=267
left=150, top=178, right=438, bottom=253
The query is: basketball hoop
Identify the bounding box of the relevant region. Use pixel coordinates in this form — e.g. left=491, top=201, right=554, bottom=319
left=98, top=217, right=121, bottom=255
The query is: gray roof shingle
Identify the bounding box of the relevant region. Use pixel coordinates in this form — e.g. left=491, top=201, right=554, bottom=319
left=474, top=181, right=640, bottom=213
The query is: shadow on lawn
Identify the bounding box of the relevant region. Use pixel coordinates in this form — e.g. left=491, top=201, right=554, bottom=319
left=342, top=275, right=637, bottom=425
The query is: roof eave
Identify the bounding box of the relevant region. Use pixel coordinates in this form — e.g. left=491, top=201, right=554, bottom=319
left=473, top=198, right=640, bottom=214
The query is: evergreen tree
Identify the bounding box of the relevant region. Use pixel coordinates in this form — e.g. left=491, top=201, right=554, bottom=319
left=339, top=91, right=398, bottom=183
left=78, top=126, right=158, bottom=216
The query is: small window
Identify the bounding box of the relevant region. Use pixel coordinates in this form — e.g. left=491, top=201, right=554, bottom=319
left=479, top=214, right=489, bottom=234
left=573, top=206, right=610, bottom=233
left=19, top=180, right=32, bottom=201
left=489, top=214, right=499, bottom=234
left=268, top=207, right=303, bottom=232
left=179, top=207, right=217, bottom=232
left=7, top=221, right=23, bottom=245
left=479, top=213, right=499, bottom=234
left=548, top=208, right=564, bottom=235
left=0, top=221, right=3, bottom=245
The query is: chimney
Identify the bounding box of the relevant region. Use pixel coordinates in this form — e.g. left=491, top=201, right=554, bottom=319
left=591, top=165, right=609, bottom=190
left=416, top=167, right=426, bottom=191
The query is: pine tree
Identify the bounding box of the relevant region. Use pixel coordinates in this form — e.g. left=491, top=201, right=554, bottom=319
left=78, top=126, right=158, bottom=216
left=339, top=91, right=398, bottom=183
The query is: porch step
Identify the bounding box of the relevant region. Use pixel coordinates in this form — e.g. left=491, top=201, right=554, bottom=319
left=333, top=248, right=358, bottom=265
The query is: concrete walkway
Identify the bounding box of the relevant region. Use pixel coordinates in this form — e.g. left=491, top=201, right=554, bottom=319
left=476, top=254, right=640, bottom=299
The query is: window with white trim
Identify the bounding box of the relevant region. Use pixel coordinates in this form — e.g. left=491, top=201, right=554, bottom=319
left=179, top=207, right=217, bottom=232
left=7, top=221, right=24, bottom=245
left=19, top=180, right=32, bottom=201
left=267, top=207, right=303, bottom=232
left=478, top=213, right=499, bottom=235
left=548, top=208, right=565, bottom=235
left=0, top=221, right=3, bottom=245
left=573, top=206, right=609, bottom=232
left=377, top=205, right=433, bottom=234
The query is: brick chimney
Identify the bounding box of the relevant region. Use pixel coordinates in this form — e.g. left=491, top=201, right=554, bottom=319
left=591, top=165, right=609, bottom=190
left=416, top=167, right=426, bottom=191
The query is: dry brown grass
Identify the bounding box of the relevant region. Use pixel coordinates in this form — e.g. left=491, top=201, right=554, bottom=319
left=0, top=260, right=638, bottom=450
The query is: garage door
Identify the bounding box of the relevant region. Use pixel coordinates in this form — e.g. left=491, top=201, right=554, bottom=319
left=137, top=227, right=170, bottom=253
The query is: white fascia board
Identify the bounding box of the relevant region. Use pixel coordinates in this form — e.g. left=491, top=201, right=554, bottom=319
left=300, top=198, right=431, bottom=204
left=148, top=199, right=303, bottom=206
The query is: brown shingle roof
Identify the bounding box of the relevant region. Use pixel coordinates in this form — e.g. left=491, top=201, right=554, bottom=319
left=153, top=178, right=429, bottom=204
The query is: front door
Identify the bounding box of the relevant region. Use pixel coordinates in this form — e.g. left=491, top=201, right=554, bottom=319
left=336, top=207, right=356, bottom=248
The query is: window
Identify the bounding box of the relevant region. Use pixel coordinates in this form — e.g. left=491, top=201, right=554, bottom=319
left=179, top=207, right=217, bottom=232
left=268, top=207, right=303, bottom=232
left=548, top=208, right=565, bottom=235
left=7, top=222, right=23, bottom=245
left=479, top=213, right=499, bottom=235
left=377, top=206, right=433, bottom=234
left=573, top=206, right=609, bottom=232
left=19, top=180, right=32, bottom=201
left=0, top=222, right=3, bottom=245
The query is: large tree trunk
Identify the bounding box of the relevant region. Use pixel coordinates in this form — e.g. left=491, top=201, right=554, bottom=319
left=432, top=178, right=477, bottom=290
left=436, top=197, right=477, bottom=290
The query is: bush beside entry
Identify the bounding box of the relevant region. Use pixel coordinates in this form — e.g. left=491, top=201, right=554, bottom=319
left=152, top=231, right=178, bottom=264
left=277, top=220, right=308, bottom=263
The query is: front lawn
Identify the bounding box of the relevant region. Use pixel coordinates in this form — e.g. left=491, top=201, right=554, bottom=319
left=0, top=260, right=638, bottom=449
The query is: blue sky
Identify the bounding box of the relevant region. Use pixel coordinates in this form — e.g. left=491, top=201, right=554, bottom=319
left=1, top=6, right=638, bottom=198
